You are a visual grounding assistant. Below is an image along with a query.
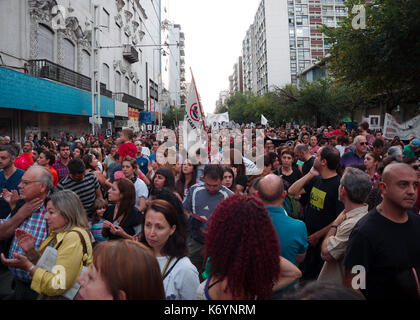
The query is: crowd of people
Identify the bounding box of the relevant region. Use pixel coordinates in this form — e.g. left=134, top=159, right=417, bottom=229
left=0, top=120, right=419, bottom=300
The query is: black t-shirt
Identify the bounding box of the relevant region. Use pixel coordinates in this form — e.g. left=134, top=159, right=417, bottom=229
left=344, top=209, right=420, bottom=300
left=303, top=175, right=344, bottom=235
left=281, top=166, right=302, bottom=191
left=102, top=204, right=142, bottom=240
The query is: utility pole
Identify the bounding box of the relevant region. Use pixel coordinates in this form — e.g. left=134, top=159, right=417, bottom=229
left=90, top=3, right=102, bottom=136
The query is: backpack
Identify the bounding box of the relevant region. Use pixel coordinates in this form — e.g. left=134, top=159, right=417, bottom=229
left=283, top=194, right=301, bottom=220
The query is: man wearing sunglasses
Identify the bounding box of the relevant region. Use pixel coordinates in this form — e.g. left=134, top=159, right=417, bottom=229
left=340, top=135, right=368, bottom=170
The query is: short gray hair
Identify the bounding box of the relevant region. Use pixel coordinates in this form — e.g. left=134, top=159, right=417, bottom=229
left=340, top=167, right=371, bottom=204
left=28, top=165, right=54, bottom=191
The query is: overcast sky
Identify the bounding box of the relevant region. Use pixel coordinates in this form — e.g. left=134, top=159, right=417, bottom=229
left=164, top=0, right=260, bottom=114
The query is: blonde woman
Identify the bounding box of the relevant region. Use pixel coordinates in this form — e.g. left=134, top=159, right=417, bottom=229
left=1, top=190, right=93, bottom=299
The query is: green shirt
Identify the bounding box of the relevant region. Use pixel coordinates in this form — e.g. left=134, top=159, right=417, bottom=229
left=403, top=145, right=415, bottom=158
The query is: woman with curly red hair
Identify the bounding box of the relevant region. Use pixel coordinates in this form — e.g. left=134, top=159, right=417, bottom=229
left=196, top=194, right=302, bottom=300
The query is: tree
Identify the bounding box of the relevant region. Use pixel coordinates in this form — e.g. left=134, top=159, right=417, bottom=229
left=162, top=106, right=185, bottom=129
left=320, top=0, right=420, bottom=113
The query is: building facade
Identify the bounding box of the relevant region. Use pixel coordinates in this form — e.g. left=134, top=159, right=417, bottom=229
left=0, top=0, right=162, bottom=142
left=240, top=0, right=348, bottom=96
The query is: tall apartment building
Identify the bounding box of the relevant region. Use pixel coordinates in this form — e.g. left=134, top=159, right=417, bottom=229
left=0, top=0, right=162, bottom=141
left=161, top=21, right=186, bottom=111
left=231, top=57, right=243, bottom=94
left=241, top=0, right=347, bottom=94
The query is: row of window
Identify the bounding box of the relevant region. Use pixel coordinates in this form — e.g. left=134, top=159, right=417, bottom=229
left=38, top=24, right=143, bottom=100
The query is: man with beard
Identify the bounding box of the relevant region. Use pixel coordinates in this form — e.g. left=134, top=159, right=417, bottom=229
left=344, top=163, right=420, bottom=299
left=289, top=146, right=344, bottom=280
left=53, top=142, right=71, bottom=182
left=14, top=141, right=34, bottom=172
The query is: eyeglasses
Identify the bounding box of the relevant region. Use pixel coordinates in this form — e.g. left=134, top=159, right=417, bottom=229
left=359, top=142, right=368, bottom=146
left=20, top=180, right=40, bottom=186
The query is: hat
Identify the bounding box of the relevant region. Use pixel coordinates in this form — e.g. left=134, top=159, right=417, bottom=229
left=412, top=138, right=420, bottom=147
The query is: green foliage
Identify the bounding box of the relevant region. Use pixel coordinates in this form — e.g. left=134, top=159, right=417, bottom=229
left=162, top=106, right=185, bottom=128
left=320, top=0, right=420, bottom=111
left=219, top=78, right=361, bottom=126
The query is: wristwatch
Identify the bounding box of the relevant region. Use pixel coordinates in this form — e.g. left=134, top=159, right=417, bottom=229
left=28, top=264, right=36, bottom=273
left=330, top=225, right=338, bottom=229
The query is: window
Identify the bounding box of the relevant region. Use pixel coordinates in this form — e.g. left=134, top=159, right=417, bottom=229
left=102, top=63, right=110, bottom=89
left=102, top=9, right=110, bottom=29
left=38, top=24, right=54, bottom=61
left=132, top=81, right=136, bottom=97
left=115, top=71, right=121, bottom=92
left=63, top=39, right=75, bottom=70
left=124, top=77, right=129, bottom=94
left=81, top=50, right=90, bottom=77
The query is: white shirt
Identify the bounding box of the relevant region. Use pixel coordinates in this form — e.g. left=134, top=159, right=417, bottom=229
left=156, top=256, right=200, bottom=300
left=134, top=178, right=148, bottom=209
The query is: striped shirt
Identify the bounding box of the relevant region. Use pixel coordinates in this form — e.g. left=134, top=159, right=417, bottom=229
left=0, top=204, right=48, bottom=283
left=57, top=172, right=100, bottom=216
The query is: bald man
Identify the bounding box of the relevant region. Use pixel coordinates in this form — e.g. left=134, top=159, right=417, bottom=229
left=344, top=163, right=420, bottom=300
left=257, top=174, right=308, bottom=267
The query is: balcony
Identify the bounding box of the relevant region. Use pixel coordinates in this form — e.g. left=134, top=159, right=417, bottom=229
left=113, top=92, right=144, bottom=110
left=28, top=59, right=90, bottom=91
left=28, top=59, right=112, bottom=98
left=123, top=45, right=139, bottom=63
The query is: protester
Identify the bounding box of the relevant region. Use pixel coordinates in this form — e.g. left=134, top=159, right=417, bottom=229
left=150, top=168, right=180, bottom=201
left=53, top=142, right=71, bottom=182
left=183, top=164, right=234, bottom=276
left=318, top=167, right=371, bottom=285
left=327, top=122, right=347, bottom=137
left=221, top=166, right=235, bottom=192
left=77, top=240, right=165, bottom=300
left=14, top=141, right=34, bottom=172
left=1, top=190, right=92, bottom=299
left=135, top=140, right=149, bottom=176
left=36, top=150, right=59, bottom=187
left=364, top=152, right=381, bottom=187
left=403, top=138, right=420, bottom=158
left=89, top=198, right=109, bottom=244
left=102, top=178, right=141, bottom=240
left=138, top=199, right=200, bottom=300
left=116, top=128, right=137, bottom=160
left=340, top=135, right=367, bottom=170
left=196, top=194, right=302, bottom=300
left=0, top=145, right=24, bottom=219
left=344, top=163, right=420, bottom=299
left=82, top=153, right=110, bottom=192
left=121, top=156, right=148, bottom=212
left=279, top=148, right=302, bottom=191
left=289, top=146, right=344, bottom=280
left=0, top=166, right=52, bottom=299
left=57, top=159, right=103, bottom=217
left=175, top=159, right=198, bottom=200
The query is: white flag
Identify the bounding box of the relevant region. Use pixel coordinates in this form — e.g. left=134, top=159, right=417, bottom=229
left=261, top=114, right=268, bottom=126
left=183, top=77, right=205, bottom=157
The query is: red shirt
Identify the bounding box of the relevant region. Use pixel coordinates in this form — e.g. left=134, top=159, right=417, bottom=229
left=49, top=166, right=59, bottom=187
left=14, top=152, right=34, bottom=171
left=117, top=142, right=137, bottom=159
left=326, top=129, right=345, bottom=137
